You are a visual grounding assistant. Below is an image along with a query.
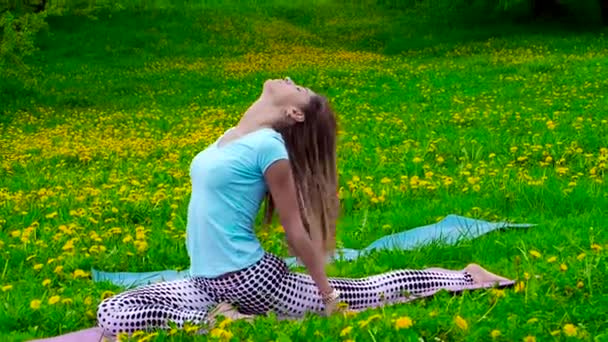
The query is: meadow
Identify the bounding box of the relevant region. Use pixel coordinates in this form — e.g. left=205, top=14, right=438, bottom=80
left=0, top=1, right=607, bottom=341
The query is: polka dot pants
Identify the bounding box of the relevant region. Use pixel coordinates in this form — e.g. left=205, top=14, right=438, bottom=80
left=97, top=253, right=474, bottom=335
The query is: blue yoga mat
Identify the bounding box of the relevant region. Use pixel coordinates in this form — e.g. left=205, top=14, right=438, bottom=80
left=92, top=214, right=534, bottom=288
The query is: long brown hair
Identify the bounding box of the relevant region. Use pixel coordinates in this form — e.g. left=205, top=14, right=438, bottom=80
left=263, top=94, right=340, bottom=257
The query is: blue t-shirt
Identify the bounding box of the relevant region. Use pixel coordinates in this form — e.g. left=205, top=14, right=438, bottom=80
left=186, top=127, right=289, bottom=278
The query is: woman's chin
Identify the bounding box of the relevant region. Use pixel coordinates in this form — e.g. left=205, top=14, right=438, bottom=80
left=262, top=79, right=276, bottom=93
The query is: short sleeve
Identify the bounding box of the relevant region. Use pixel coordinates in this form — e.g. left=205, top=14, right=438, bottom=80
left=257, top=132, right=289, bottom=174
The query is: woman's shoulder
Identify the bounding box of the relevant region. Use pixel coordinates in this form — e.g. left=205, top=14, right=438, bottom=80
left=254, top=127, right=285, bottom=144
left=252, top=128, right=287, bottom=157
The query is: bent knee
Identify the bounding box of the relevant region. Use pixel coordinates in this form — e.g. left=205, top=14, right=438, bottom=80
left=96, top=297, right=118, bottom=330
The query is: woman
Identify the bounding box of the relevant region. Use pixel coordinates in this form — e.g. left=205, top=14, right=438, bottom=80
left=97, top=77, right=513, bottom=337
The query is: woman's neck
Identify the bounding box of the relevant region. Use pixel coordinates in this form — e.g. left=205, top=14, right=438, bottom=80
left=235, top=98, right=280, bottom=134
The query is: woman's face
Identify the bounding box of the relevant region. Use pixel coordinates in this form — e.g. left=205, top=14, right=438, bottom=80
left=263, top=77, right=315, bottom=109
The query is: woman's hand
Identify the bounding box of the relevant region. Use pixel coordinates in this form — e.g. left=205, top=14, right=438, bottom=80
left=322, top=288, right=343, bottom=316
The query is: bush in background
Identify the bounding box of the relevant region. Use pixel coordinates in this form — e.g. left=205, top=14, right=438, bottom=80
left=0, top=9, right=48, bottom=101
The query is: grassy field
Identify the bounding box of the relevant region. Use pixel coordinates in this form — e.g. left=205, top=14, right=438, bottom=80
left=1, top=1, right=607, bottom=341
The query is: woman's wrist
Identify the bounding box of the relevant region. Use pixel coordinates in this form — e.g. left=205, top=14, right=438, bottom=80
left=319, top=287, right=333, bottom=297
left=318, top=279, right=333, bottom=294
left=321, top=288, right=340, bottom=304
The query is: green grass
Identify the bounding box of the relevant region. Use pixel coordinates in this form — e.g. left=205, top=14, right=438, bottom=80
left=1, top=1, right=607, bottom=341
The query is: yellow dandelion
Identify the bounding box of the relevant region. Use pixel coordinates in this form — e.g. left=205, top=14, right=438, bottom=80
left=61, top=239, right=75, bottom=251
left=454, top=315, right=468, bottom=331
left=523, top=336, right=536, bottom=342
left=42, top=279, right=51, bottom=287
left=48, top=295, right=61, bottom=305
left=336, top=301, right=350, bottom=311
left=134, top=240, right=148, bottom=253
left=33, top=263, right=43, bottom=271
left=358, top=313, right=381, bottom=328
left=529, top=250, right=541, bottom=258
left=116, top=332, right=129, bottom=342
left=135, top=226, right=146, bottom=237
left=62, top=298, right=73, bottom=305
left=563, top=323, right=577, bottom=337
left=73, top=269, right=90, bottom=278
left=514, top=281, right=525, bottom=293
left=577, top=281, right=584, bottom=288
left=394, top=316, right=413, bottom=330
left=54, top=265, right=63, bottom=274
left=218, top=317, right=233, bottom=329
left=590, top=243, right=602, bottom=251
left=131, top=331, right=145, bottom=339
left=491, top=289, right=505, bottom=298
left=2, top=285, right=13, bottom=292
left=340, top=326, right=352, bottom=337
left=577, top=252, right=586, bottom=260
left=101, top=290, right=115, bottom=300
left=490, top=330, right=501, bottom=339
left=85, top=310, right=95, bottom=319
left=209, top=328, right=233, bottom=340
left=138, top=332, right=158, bottom=342
left=342, top=310, right=358, bottom=318
left=556, top=166, right=569, bottom=176
left=45, top=211, right=58, bottom=219
left=30, top=299, right=42, bottom=310
left=560, top=263, right=568, bottom=272
left=184, top=324, right=200, bottom=334
left=443, top=176, right=454, bottom=186
left=547, top=256, right=557, bottom=263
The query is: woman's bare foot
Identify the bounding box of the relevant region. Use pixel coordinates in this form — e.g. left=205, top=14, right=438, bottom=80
left=208, top=302, right=255, bottom=325
left=464, top=263, right=513, bottom=286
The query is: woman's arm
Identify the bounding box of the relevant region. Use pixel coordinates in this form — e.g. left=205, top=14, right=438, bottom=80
left=264, top=159, right=334, bottom=297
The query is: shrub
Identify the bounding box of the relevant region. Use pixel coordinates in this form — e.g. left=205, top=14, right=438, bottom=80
left=0, top=9, right=48, bottom=93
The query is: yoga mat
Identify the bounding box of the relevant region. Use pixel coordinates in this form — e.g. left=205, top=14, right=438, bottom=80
left=92, top=214, right=534, bottom=288
left=26, top=327, right=109, bottom=342
left=31, top=279, right=516, bottom=341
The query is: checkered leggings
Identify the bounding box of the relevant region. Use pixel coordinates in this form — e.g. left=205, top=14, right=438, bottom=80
left=97, top=253, right=474, bottom=335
